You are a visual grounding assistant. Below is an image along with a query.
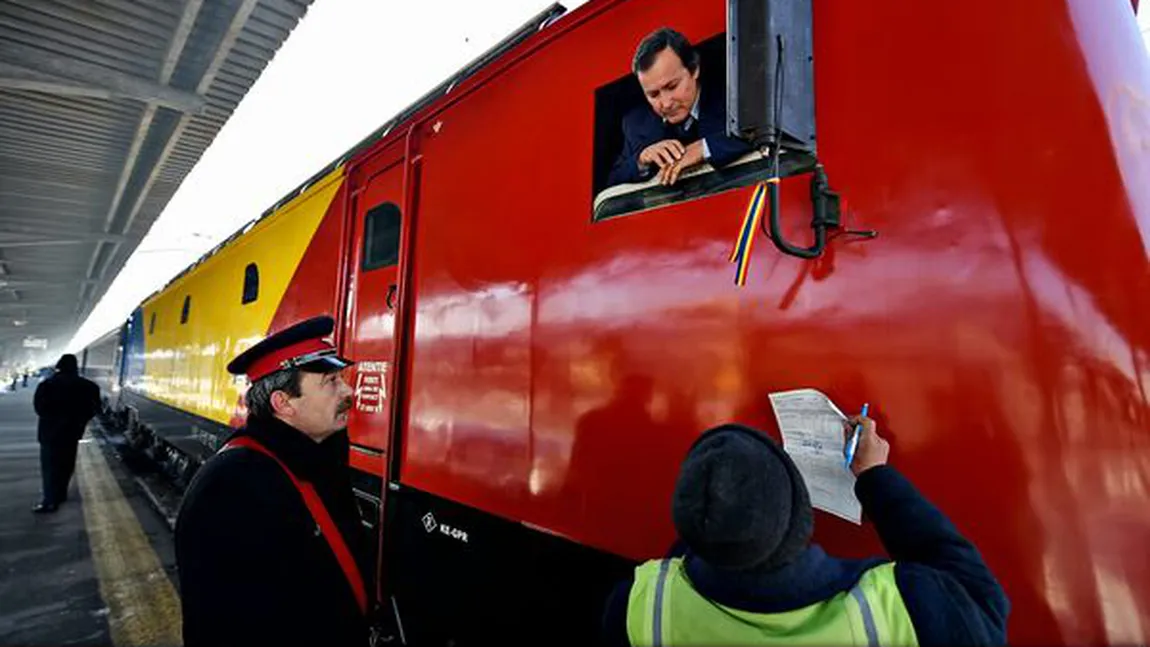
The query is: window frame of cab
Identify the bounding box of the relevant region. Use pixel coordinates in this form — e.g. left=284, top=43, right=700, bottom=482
left=589, top=33, right=807, bottom=223
left=361, top=202, right=403, bottom=272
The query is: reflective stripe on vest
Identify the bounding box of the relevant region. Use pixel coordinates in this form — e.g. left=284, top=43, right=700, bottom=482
left=626, top=558, right=919, bottom=646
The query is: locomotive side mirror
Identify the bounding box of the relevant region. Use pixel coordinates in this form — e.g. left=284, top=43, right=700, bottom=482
left=725, top=0, right=877, bottom=263
left=726, top=0, right=815, bottom=153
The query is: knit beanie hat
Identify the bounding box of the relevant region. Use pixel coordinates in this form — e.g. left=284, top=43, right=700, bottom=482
left=672, top=424, right=814, bottom=572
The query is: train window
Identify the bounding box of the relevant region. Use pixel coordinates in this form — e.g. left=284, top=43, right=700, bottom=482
left=590, top=33, right=773, bottom=222
left=149, top=312, right=156, bottom=335
left=181, top=296, right=191, bottom=324
left=242, top=263, right=259, bottom=304
left=362, top=203, right=402, bottom=271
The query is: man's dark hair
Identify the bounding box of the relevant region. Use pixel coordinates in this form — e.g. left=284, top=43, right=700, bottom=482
left=632, top=27, right=699, bottom=76
left=56, top=354, right=78, bottom=373
left=245, top=369, right=302, bottom=420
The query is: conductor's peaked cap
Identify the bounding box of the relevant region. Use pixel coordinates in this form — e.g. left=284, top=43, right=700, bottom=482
left=226, top=315, right=353, bottom=382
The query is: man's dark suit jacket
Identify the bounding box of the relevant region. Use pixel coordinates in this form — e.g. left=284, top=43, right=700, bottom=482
left=607, top=75, right=753, bottom=186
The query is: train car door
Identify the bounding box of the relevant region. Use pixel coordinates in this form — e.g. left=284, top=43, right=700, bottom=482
left=344, top=154, right=406, bottom=476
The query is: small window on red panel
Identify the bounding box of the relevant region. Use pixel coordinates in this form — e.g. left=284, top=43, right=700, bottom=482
left=362, top=203, right=402, bottom=271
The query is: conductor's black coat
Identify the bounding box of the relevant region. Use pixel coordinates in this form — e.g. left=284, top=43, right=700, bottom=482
left=175, top=416, right=371, bottom=647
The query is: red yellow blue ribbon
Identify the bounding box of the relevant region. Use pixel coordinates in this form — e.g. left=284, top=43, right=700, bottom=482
left=729, top=178, right=779, bottom=286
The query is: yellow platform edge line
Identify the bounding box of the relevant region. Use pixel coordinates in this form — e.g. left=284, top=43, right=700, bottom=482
left=77, top=439, right=183, bottom=647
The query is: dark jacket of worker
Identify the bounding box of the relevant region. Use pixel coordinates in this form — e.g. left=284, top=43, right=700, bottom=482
left=607, top=69, right=753, bottom=186
left=602, top=424, right=1010, bottom=646
left=175, top=415, right=371, bottom=647
left=33, top=354, right=100, bottom=444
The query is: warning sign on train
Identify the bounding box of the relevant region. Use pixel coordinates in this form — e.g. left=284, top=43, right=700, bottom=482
left=354, top=361, right=388, bottom=413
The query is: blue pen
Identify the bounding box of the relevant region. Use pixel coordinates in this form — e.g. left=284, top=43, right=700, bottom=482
left=845, top=403, right=870, bottom=470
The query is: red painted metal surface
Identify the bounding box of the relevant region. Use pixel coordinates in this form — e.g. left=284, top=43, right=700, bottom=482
left=267, top=182, right=348, bottom=335
left=260, top=0, right=1150, bottom=643
left=344, top=151, right=406, bottom=456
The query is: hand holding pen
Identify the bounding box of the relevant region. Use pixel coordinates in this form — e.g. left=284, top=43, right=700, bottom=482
left=844, top=410, right=890, bottom=477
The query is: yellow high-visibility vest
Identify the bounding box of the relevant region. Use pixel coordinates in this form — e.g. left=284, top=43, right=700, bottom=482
left=626, top=558, right=919, bottom=646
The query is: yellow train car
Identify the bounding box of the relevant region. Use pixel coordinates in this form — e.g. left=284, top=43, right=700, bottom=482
left=117, top=168, right=347, bottom=472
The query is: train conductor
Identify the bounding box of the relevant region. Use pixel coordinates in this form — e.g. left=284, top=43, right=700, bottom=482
left=175, top=315, right=371, bottom=646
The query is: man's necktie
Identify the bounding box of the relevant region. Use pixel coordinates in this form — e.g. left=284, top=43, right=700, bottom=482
left=679, top=116, right=697, bottom=139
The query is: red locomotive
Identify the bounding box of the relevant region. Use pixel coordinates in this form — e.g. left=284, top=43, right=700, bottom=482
left=83, top=0, right=1150, bottom=643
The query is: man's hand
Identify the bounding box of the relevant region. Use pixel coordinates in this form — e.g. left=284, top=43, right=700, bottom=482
left=844, top=415, right=889, bottom=477
left=656, top=141, right=705, bottom=186
left=638, top=139, right=686, bottom=171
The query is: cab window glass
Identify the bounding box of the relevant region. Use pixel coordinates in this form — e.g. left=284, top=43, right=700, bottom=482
left=590, top=33, right=770, bottom=222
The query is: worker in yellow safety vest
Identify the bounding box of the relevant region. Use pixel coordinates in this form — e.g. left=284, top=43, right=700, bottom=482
left=602, top=417, right=1009, bottom=646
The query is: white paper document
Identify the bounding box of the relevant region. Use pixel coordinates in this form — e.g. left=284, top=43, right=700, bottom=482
left=768, top=388, right=862, bottom=524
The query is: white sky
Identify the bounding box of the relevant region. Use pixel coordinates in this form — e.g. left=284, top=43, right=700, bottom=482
left=67, top=2, right=1150, bottom=351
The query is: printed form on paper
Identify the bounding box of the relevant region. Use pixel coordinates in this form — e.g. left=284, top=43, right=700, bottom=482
left=768, top=389, right=862, bottom=524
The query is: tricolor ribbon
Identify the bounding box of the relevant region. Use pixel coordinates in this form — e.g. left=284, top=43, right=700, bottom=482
left=729, top=178, right=779, bottom=286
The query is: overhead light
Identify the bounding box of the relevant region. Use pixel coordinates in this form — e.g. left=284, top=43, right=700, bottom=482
left=0, top=280, right=7, bottom=288
left=12, top=320, right=28, bottom=327
left=22, top=335, right=47, bottom=349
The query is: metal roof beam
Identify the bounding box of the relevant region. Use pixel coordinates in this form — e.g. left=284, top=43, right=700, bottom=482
left=99, top=0, right=204, bottom=236
left=0, top=223, right=104, bottom=237
left=0, top=0, right=313, bottom=341
left=0, top=254, right=93, bottom=266
left=4, top=0, right=174, bottom=43
left=14, top=274, right=106, bottom=286
left=0, top=237, right=125, bottom=249
left=122, top=0, right=262, bottom=234
left=0, top=298, right=81, bottom=309
left=0, top=87, right=142, bottom=121
left=0, top=301, right=77, bottom=310
left=0, top=43, right=205, bottom=114
left=0, top=230, right=123, bottom=241
left=78, top=0, right=206, bottom=319
left=80, top=0, right=258, bottom=321
left=0, top=278, right=96, bottom=288
left=0, top=157, right=118, bottom=186
left=0, top=204, right=101, bottom=220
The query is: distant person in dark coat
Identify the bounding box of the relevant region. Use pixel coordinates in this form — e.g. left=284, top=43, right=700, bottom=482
left=32, top=354, right=101, bottom=513
left=176, top=316, right=371, bottom=647
left=607, top=28, right=754, bottom=187
left=603, top=417, right=1010, bottom=645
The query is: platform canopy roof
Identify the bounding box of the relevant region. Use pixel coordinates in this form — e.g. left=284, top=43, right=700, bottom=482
left=0, top=0, right=313, bottom=362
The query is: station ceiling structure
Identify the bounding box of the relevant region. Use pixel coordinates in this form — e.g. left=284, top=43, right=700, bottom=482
left=0, top=0, right=313, bottom=362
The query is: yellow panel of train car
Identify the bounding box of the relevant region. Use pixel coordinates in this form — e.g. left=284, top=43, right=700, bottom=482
left=138, top=169, right=344, bottom=426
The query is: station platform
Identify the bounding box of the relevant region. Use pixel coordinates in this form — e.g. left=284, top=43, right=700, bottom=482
left=0, top=383, right=182, bottom=646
